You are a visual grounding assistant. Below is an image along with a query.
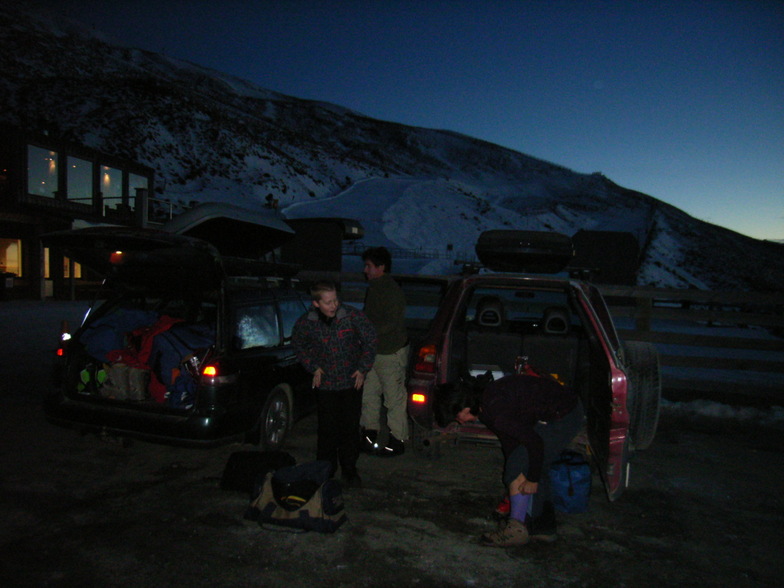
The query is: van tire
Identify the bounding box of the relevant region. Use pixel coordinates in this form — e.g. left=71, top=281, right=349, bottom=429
left=248, top=388, right=291, bottom=449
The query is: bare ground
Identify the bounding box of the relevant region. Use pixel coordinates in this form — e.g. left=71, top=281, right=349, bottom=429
left=1, top=301, right=783, bottom=587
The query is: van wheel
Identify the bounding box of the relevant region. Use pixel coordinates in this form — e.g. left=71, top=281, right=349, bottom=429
left=247, top=388, right=291, bottom=449
left=622, top=341, right=661, bottom=451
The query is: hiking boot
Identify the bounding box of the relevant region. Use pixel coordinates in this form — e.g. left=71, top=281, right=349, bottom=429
left=360, top=429, right=380, bottom=454
left=527, top=501, right=558, bottom=542
left=377, top=434, right=405, bottom=457
left=480, top=517, right=529, bottom=547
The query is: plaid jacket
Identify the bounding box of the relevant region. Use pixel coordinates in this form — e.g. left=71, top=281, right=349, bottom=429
left=291, top=304, right=377, bottom=391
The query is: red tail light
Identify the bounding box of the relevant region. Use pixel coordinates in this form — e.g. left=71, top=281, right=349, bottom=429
left=200, top=361, right=239, bottom=385
left=414, top=344, right=437, bottom=373
left=411, top=393, right=427, bottom=404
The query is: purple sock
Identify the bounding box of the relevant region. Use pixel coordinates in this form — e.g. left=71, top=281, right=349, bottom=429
left=509, top=493, right=530, bottom=522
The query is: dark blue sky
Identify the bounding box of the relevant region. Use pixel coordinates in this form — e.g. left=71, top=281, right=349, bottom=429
left=42, top=0, right=784, bottom=240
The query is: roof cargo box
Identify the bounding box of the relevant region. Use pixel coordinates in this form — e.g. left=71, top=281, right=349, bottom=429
left=475, top=230, right=574, bottom=274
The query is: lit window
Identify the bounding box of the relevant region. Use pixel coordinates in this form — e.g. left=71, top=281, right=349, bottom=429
left=67, top=156, right=93, bottom=203
left=27, top=145, right=58, bottom=197
left=63, top=257, right=82, bottom=279
left=0, top=238, right=22, bottom=277
left=101, top=165, right=123, bottom=205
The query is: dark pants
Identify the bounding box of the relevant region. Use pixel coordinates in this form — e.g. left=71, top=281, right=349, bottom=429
left=503, top=400, right=584, bottom=518
left=316, top=387, right=362, bottom=477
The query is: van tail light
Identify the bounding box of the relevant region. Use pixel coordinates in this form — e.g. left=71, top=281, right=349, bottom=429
left=200, top=359, right=239, bottom=385
left=414, top=344, right=437, bottom=373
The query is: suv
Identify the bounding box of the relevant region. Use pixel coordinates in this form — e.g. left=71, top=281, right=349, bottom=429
left=407, top=230, right=661, bottom=500
left=44, top=209, right=315, bottom=448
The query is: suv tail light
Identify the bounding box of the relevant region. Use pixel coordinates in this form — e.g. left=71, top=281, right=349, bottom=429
left=414, top=344, right=437, bottom=373
left=410, top=392, right=427, bottom=404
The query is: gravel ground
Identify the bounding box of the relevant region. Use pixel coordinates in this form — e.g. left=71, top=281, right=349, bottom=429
left=1, top=300, right=783, bottom=587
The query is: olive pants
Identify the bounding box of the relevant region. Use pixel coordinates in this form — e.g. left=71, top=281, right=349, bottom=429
left=361, top=345, right=409, bottom=441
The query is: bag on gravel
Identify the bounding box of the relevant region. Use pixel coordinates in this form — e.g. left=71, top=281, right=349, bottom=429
left=220, top=450, right=296, bottom=498
left=549, top=450, right=592, bottom=514
left=245, top=460, right=346, bottom=533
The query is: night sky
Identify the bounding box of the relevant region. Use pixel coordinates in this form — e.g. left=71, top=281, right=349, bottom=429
left=37, top=0, right=784, bottom=241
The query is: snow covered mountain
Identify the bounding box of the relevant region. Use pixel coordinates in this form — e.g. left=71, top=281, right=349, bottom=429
left=2, top=3, right=782, bottom=291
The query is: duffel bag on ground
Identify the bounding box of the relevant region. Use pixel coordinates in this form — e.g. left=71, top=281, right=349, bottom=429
left=549, top=450, right=592, bottom=514
left=220, top=450, right=296, bottom=498
left=245, top=460, right=346, bottom=533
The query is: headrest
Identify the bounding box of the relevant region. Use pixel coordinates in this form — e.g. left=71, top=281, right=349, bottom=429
left=475, top=296, right=505, bottom=328
left=543, top=307, right=570, bottom=335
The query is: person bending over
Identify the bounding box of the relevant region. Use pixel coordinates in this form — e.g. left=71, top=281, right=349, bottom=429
left=456, top=373, right=584, bottom=547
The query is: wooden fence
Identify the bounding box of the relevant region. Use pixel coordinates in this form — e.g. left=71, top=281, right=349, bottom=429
left=298, top=271, right=784, bottom=408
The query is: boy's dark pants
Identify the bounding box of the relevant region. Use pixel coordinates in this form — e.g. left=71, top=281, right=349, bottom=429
left=316, top=387, right=362, bottom=477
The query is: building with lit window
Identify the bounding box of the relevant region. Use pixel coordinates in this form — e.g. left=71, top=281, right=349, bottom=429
left=0, top=124, right=154, bottom=299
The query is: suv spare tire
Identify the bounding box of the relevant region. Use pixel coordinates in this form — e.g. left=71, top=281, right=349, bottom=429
left=622, top=341, right=661, bottom=451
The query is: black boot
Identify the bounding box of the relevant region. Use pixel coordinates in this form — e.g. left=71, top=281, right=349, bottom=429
left=377, top=434, right=405, bottom=457
left=360, top=429, right=379, bottom=454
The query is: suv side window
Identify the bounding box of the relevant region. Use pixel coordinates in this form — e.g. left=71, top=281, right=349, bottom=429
left=234, top=302, right=281, bottom=350
left=279, top=296, right=308, bottom=342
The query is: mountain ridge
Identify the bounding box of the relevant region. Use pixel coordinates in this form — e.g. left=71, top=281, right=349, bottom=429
left=2, top=2, right=782, bottom=292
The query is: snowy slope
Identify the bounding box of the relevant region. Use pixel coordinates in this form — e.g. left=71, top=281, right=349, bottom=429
left=1, top=2, right=782, bottom=291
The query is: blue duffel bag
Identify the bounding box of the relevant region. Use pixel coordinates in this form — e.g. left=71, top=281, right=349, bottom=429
left=549, top=450, right=592, bottom=514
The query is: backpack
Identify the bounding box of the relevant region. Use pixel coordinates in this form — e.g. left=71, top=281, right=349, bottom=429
left=245, top=460, right=347, bottom=533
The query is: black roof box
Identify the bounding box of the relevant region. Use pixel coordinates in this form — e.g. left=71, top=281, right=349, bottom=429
left=475, top=230, right=574, bottom=274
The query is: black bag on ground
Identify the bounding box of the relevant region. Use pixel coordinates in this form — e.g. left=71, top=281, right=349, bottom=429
left=245, top=460, right=347, bottom=533
left=220, top=450, right=296, bottom=498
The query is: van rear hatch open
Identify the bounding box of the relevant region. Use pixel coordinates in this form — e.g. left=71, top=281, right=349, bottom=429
left=41, top=227, right=224, bottom=293
left=41, top=203, right=297, bottom=292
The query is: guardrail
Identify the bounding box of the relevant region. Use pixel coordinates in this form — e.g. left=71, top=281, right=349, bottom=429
left=599, top=285, right=783, bottom=407
left=298, top=271, right=784, bottom=408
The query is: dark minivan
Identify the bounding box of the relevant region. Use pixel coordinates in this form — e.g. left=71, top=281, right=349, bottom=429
left=44, top=206, right=315, bottom=448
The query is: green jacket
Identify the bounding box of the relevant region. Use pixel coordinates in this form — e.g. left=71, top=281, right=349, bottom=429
left=363, top=273, right=408, bottom=355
